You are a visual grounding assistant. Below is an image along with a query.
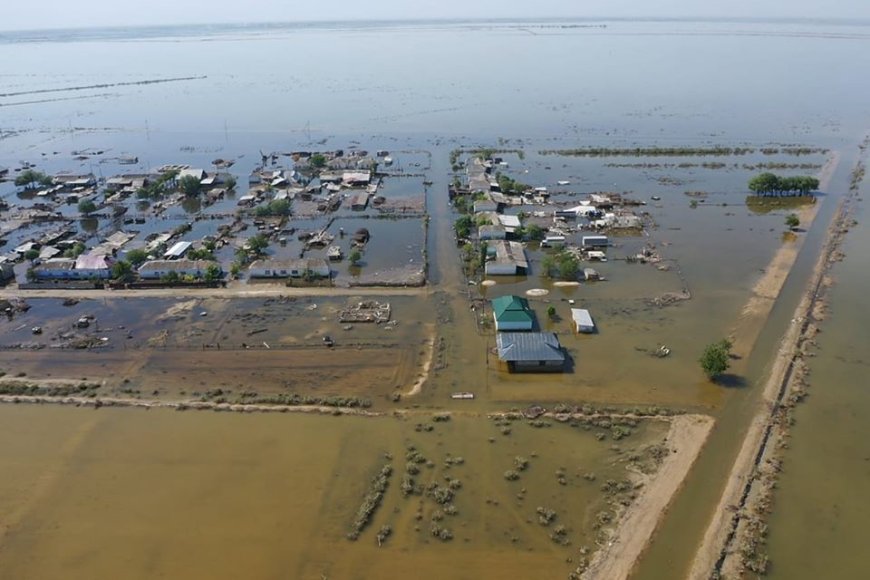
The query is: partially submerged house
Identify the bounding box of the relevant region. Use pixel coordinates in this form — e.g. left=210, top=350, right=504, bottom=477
left=248, top=259, right=330, bottom=279
left=491, top=295, right=535, bottom=331
left=485, top=241, right=528, bottom=276
left=571, top=308, right=596, bottom=334
left=496, top=332, right=566, bottom=373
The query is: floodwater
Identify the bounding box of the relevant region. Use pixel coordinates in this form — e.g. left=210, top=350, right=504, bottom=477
left=764, top=180, right=870, bottom=577
left=1, top=17, right=870, bottom=579
left=0, top=405, right=666, bottom=579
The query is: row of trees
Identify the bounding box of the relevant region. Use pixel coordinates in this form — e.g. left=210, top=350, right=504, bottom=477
left=748, top=173, right=820, bottom=196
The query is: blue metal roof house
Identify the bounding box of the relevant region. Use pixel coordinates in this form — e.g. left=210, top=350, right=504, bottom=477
left=496, top=332, right=566, bottom=373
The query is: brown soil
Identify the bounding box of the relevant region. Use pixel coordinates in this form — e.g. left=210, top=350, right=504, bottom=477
left=582, top=414, right=715, bottom=580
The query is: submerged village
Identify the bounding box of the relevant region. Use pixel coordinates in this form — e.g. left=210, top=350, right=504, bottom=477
left=0, top=139, right=834, bottom=579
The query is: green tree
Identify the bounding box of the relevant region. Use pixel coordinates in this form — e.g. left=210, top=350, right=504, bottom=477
left=349, top=249, right=362, bottom=265
left=699, top=339, right=733, bottom=380
left=310, top=154, right=327, bottom=169
left=243, top=234, right=269, bottom=259
left=547, top=305, right=557, bottom=320
left=63, top=242, right=86, bottom=259
left=224, top=175, right=237, bottom=191
left=161, top=270, right=180, bottom=283
left=187, top=247, right=216, bottom=261
left=77, top=199, right=97, bottom=215
left=230, top=261, right=242, bottom=279
left=124, top=248, right=150, bottom=267
left=24, top=248, right=40, bottom=261
left=203, top=263, right=222, bottom=282
left=254, top=199, right=292, bottom=217
left=557, top=253, right=579, bottom=281
left=525, top=224, right=546, bottom=241
left=454, top=215, right=474, bottom=238
left=14, top=169, right=52, bottom=190
left=785, top=213, right=800, bottom=230
left=179, top=175, right=202, bottom=197
left=111, top=260, right=135, bottom=282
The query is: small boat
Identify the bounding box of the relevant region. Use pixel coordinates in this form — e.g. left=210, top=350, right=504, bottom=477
left=557, top=180, right=571, bottom=186
left=383, top=156, right=393, bottom=166
left=451, top=392, right=475, bottom=400
left=651, top=195, right=662, bottom=201
left=655, top=345, right=671, bottom=358
left=31, top=326, right=42, bottom=335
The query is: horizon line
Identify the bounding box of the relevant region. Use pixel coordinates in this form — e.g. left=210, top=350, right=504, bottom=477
left=2, top=15, right=869, bottom=35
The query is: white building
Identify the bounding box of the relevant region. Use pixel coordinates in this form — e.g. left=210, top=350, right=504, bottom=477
left=248, top=259, right=330, bottom=279
left=571, top=308, right=596, bottom=333
left=138, top=260, right=219, bottom=280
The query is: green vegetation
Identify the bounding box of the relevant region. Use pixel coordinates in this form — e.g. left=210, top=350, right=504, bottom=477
left=236, top=234, right=269, bottom=263
left=136, top=170, right=178, bottom=199
left=63, top=242, right=86, bottom=259
left=349, top=249, right=362, bottom=265
left=541, top=146, right=756, bottom=157
left=186, top=247, right=215, bottom=261
left=14, top=169, right=52, bottom=190
left=77, top=199, right=97, bottom=215
left=310, top=153, right=327, bottom=169
left=785, top=213, right=800, bottom=230
left=496, top=173, right=527, bottom=195
left=525, top=223, right=546, bottom=241
left=111, top=260, right=135, bottom=282
left=23, top=249, right=39, bottom=261
left=0, top=381, right=100, bottom=397
left=547, top=305, right=557, bottom=320
left=254, top=199, right=291, bottom=217
left=161, top=271, right=180, bottom=283
left=203, top=263, right=222, bottom=282
left=347, top=463, right=393, bottom=541
left=224, top=175, right=237, bottom=191
left=124, top=248, right=150, bottom=267
left=699, top=339, right=733, bottom=380
left=454, top=215, right=474, bottom=238
left=178, top=174, right=202, bottom=197
left=541, top=250, right=580, bottom=281
left=748, top=173, right=820, bottom=196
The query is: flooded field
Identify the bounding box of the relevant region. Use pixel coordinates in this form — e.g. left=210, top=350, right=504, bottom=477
left=0, top=405, right=669, bottom=579
left=1, top=17, right=870, bottom=580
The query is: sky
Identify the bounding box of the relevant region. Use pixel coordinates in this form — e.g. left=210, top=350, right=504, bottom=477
left=2, top=0, right=869, bottom=31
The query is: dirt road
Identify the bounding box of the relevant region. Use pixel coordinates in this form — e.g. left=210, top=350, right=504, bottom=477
left=583, top=414, right=715, bottom=580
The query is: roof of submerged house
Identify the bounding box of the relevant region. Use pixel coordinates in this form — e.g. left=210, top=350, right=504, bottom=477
left=496, top=332, right=565, bottom=362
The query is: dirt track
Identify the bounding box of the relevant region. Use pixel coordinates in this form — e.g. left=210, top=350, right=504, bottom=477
left=583, top=414, right=715, bottom=580
left=0, top=283, right=426, bottom=300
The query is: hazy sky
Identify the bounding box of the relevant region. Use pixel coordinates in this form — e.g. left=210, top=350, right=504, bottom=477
left=2, top=0, right=869, bottom=31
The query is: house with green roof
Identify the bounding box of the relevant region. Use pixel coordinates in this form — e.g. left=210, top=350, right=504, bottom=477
left=491, top=295, right=535, bottom=332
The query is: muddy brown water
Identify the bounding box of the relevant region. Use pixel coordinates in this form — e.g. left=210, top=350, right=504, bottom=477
left=0, top=406, right=666, bottom=579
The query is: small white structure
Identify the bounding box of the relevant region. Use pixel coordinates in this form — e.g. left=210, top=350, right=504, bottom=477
left=541, top=235, right=566, bottom=248
left=582, top=235, right=609, bottom=249
left=498, top=214, right=522, bottom=229
left=587, top=250, right=607, bottom=262
left=164, top=241, right=192, bottom=259
left=571, top=308, right=596, bottom=333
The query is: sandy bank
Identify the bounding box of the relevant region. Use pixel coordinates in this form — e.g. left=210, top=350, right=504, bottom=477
left=583, top=414, right=715, bottom=580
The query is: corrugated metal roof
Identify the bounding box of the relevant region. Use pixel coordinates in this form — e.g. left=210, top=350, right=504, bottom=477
left=496, top=332, right=564, bottom=362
